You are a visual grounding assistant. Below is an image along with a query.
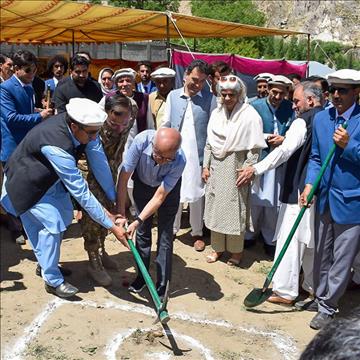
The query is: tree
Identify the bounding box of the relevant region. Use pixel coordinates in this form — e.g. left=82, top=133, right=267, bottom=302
left=87, top=0, right=179, bottom=11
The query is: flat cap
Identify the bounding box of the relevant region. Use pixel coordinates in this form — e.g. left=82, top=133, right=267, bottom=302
left=327, top=69, right=360, bottom=85
left=66, top=98, right=107, bottom=127
left=268, top=75, right=293, bottom=87
left=112, top=68, right=137, bottom=81
left=151, top=67, right=176, bottom=79
left=253, top=73, right=274, bottom=82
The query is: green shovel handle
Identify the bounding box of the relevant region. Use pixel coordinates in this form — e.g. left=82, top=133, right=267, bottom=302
left=262, top=122, right=348, bottom=291
left=127, top=238, right=169, bottom=323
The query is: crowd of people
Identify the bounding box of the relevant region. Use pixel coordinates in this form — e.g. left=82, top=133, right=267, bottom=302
left=0, top=49, right=359, bottom=331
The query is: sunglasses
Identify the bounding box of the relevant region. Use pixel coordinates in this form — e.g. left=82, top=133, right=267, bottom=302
left=219, top=75, right=237, bottom=82
left=329, top=86, right=352, bottom=95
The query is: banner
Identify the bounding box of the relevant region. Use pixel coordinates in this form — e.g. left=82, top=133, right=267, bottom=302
left=172, top=49, right=308, bottom=97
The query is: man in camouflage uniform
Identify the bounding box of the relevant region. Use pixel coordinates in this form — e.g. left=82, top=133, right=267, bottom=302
left=81, top=93, right=137, bottom=286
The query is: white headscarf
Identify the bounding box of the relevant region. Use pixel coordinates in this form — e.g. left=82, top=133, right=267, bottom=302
left=208, top=98, right=267, bottom=159
left=98, top=67, right=114, bottom=96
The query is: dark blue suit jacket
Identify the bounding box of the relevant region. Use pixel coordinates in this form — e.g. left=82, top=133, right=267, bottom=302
left=0, top=75, right=42, bottom=161
left=306, top=104, right=360, bottom=224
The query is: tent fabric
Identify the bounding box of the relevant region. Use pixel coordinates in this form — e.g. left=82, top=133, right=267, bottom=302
left=289, top=60, right=334, bottom=77
left=172, top=49, right=308, bottom=97
left=0, top=0, right=306, bottom=44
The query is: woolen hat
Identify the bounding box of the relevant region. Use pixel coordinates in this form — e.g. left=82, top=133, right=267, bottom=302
left=66, top=98, right=107, bottom=126
left=112, top=68, right=137, bottom=81
left=151, top=67, right=176, bottom=78
left=253, top=73, right=274, bottom=82
left=327, top=69, right=360, bottom=85
left=268, top=75, right=293, bottom=87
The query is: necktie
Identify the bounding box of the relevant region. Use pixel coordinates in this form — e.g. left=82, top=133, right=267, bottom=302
left=23, top=85, right=34, bottom=109
left=335, top=116, right=345, bottom=129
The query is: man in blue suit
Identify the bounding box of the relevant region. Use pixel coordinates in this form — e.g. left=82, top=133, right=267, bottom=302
left=0, top=50, right=53, bottom=243
left=300, top=69, right=360, bottom=330
left=1, top=50, right=53, bottom=163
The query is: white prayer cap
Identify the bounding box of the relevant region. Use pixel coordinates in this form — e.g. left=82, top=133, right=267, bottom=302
left=268, top=75, right=293, bottom=87
left=112, top=68, right=137, bottom=81
left=327, top=69, right=360, bottom=85
left=66, top=98, right=107, bottom=127
left=253, top=73, right=274, bottom=82
left=151, top=67, right=176, bottom=79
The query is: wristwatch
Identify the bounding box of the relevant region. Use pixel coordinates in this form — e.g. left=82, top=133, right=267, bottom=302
left=135, top=216, right=144, bottom=225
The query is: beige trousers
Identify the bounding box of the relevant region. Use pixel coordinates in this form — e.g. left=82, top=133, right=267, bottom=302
left=211, top=231, right=244, bottom=253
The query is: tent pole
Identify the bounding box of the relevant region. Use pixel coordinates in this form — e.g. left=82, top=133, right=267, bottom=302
left=72, top=30, right=75, bottom=57
left=166, top=14, right=170, bottom=66
left=193, top=38, right=196, bottom=52
left=306, top=33, right=311, bottom=77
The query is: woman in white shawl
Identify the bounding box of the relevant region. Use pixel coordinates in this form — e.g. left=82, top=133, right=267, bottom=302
left=98, top=67, right=114, bottom=95
left=203, top=75, right=267, bottom=266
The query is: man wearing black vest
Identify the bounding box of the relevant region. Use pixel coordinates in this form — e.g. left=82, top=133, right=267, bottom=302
left=1, top=98, right=128, bottom=298
left=237, top=81, right=324, bottom=305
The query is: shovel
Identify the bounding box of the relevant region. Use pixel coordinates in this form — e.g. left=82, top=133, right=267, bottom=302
left=127, top=237, right=170, bottom=323
left=244, top=123, right=347, bottom=308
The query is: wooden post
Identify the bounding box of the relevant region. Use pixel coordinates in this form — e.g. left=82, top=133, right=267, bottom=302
left=166, top=14, right=170, bottom=66
left=72, top=30, right=75, bottom=57
left=306, top=33, right=311, bottom=77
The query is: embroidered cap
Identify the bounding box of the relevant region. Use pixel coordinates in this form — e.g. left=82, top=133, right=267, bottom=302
left=253, top=73, right=274, bottom=82
left=327, top=69, right=360, bottom=85
left=66, top=98, right=107, bottom=126
left=151, top=67, right=176, bottom=79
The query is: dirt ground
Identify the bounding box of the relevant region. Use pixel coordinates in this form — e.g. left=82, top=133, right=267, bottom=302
left=1, top=215, right=359, bottom=360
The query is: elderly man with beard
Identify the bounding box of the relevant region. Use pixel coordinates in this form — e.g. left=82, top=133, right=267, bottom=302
left=244, top=75, right=294, bottom=256
left=239, top=81, right=324, bottom=305
left=53, top=55, right=102, bottom=113
left=300, top=69, right=360, bottom=330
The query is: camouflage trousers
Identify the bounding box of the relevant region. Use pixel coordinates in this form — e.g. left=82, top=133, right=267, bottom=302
left=79, top=160, right=113, bottom=252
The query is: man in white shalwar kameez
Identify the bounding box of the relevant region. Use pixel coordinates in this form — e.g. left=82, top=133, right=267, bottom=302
left=238, top=81, right=324, bottom=304
left=162, top=60, right=213, bottom=251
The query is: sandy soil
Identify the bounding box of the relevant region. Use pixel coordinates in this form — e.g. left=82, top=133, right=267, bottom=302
left=1, top=215, right=359, bottom=360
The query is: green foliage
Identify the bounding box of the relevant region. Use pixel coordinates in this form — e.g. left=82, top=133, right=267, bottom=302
left=87, top=0, right=179, bottom=11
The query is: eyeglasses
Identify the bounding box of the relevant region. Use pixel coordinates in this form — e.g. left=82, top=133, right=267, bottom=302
left=102, top=76, right=112, bottom=81
left=152, top=143, right=175, bottom=163
left=79, top=126, right=100, bottom=139
left=112, top=110, right=126, bottom=117
left=219, top=75, right=237, bottom=82
left=329, top=86, right=352, bottom=95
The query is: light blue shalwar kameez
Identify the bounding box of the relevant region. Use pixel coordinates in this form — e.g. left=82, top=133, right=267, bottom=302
left=1, top=131, right=116, bottom=287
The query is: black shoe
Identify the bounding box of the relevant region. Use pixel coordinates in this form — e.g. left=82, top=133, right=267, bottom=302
left=244, top=239, right=256, bottom=249
left=128, top=277, right=146, bottom=294
left=36, top=264, right=72, bottom=278
left=44, top=281, right=78, bottom=299
left=295, top=299, right=318, bottom=312
left=264, top=243, right=276, bottom=258
left=310, top=312, right=334, bottom=330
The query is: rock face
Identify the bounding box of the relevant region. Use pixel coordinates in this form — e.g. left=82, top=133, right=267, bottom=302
left=254, top=0, right=360, bottom=45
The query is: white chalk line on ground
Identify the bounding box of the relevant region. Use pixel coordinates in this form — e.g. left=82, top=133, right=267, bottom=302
left=104, top=328, right=215, bottom=360
left=2, top=298, right=298, bottom=360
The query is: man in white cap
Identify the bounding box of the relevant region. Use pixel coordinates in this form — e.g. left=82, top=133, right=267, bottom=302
left=300, top=69, right=360, bottom=330
left=148, top=67, right=176, bottom=128
left=245, top=75, right=294, bottom=256
left=249, top=72, right=274, bottom=102
left=1, top=98, right=129, bottom=298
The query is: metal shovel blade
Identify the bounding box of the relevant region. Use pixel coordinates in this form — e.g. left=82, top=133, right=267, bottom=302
left=243, top=288, right=273, bottom=308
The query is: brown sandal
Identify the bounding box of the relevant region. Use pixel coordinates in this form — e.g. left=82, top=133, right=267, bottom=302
left=206, top=252, right=223, bottom=263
